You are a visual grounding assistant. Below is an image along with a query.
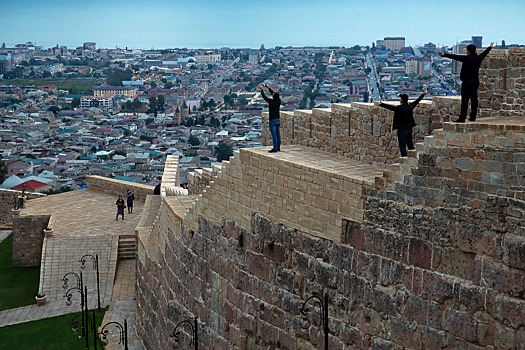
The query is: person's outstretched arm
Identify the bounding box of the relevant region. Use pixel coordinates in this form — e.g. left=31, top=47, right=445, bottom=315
left=260, top=88, right=272, bottom=103
left=410, top=91, right=428, bottom=108
left=479, top=42, right=494, bottom=59
left=376, top=101, right=397, bottom=112
left=439, top=51, right=467, bottom=62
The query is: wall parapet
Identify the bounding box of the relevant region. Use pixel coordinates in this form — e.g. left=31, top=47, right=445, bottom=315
left=86, top=175, right=154, bottom=201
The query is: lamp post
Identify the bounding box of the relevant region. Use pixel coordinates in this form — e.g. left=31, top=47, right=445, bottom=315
left=100, top=320, right=128, bottom=350
left=71, top=310, right=98, bottom=350
left=80, top=253, right=101, bottom=311
left=170, top=317, right=198, bottom=350
left=300, top=293, right=329, bottom=350
left=62, top=271, right=87, bottom=338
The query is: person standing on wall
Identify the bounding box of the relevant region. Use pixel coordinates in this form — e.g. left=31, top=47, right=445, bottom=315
left=126, top=189, right=134, bottom=214
left=375, top=91, right=428, bottom=157
left=259, top=83, right=281, bottom=153
left=439, top=42, right=494, bottom=122
left=116, top=195, right=125, bottom=221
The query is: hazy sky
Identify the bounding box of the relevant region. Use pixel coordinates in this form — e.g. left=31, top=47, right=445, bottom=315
left=1, top=0, right=524, bottom=49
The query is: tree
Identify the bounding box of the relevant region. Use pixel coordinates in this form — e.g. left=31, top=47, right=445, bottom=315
left=132, top=97, right=142, bottom=112
left=0, top=159, right=7, bottom=184
left=188, top=135, right=200, bottom=146
left=149, top=81, right=157, bottom=89
left=215, top=143, right=233, bottom=162
left=48, top=105, right=60, bottom=116
left=157, top=95, right=165, bottom=112
left=164, top=81, right=174, bottom=89
left=71, top=98, right=80, bottom=108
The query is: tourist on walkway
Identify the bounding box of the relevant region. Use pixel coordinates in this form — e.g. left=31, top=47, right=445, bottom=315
left=439, top=42, right=494, bottom=122
left=259, top=83, right=281, bottom=153
left=116, top=195, right=125, bottom=221
left=126, top=189, right=134, bottom=214
left=375, top=91, right=428, bottom=157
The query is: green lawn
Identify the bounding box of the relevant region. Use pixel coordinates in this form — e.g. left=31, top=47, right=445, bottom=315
left=0, top=234, right=41, bottom=311
left=0, top=309, right=107, bottom=350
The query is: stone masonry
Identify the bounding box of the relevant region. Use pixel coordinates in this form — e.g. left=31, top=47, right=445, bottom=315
left=134, top=48, right=525, bottom=349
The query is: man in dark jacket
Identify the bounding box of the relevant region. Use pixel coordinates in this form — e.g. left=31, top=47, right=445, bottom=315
left=439, top=42, right=494, bottom=122
left=260, top=83, right=281, bottom=153
left=376, top=91, right=427, bottom=157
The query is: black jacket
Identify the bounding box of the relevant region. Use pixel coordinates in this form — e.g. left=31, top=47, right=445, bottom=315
left=261, top=88, right=281, bottom=120
left=379, top=93, right=425, bottom=130
left=443, top=46, right=492, bottom=82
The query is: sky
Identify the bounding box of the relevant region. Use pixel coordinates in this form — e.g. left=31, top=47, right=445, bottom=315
left=1, top=0, right=524, bottom=50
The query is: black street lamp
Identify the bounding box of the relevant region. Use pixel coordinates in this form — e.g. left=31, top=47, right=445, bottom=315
left=62, top=278, right=89, bottom=350
left=71, top=310, right=98, bottom=350
left=300, top=293, right=329, bottom=350
left=170, top=317, right=199, bottom=350
left=62, top=271, right=87, bottom=339
left=100, top=320, right=128, bottom=350
left=80, top=253, right=101, bottom=311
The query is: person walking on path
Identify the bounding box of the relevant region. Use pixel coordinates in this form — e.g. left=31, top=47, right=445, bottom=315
left=439, top=42, right=494, bottom=122
left=259, top=83, right=281, bottom=153
left=126, top=189, right=134, bottom=214
left=375, top=91, right=428, bottom=157
left=116, top=195, right=125, bottom=221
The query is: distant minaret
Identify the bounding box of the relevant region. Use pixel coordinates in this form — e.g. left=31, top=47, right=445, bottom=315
left=328, top=51, right=336, bottom=64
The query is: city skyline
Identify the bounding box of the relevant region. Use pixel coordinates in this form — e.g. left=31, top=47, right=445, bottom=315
left=1, top=0, right=524, bottom=49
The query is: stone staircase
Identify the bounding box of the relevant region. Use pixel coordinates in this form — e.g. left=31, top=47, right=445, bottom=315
left=118, top=235, right=137, bottom=260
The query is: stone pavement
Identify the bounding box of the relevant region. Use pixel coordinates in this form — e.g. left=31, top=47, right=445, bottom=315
left=0, top=188, right=144, bottom=328
left=101, top=259, right=144, bottom=350
left=0, top=229, right=10, bottom=244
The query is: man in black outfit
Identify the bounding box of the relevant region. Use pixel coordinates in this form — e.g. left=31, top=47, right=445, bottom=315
left=439, top=42, right=494, bottom=122
left=375, top=91, right=428, bottom=157
left=259, top=83, right=281, bottom=153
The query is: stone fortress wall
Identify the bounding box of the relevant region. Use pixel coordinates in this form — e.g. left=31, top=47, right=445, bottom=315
left=135, top=48, right=525, bottom=349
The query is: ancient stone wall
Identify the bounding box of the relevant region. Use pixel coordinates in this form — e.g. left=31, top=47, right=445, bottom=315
left=479, top=48, right=525, bottom=117
left=263, top=98, right=460, bottom=167
left=0, top=189, right=45, bottom=228
left=135, top=48, right=525, bottom=349
left=86, top=175, right=154, bottom=201
left=11, top=213, right=49, bottom=267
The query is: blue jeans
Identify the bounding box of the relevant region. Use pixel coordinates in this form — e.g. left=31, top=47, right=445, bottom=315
left=269, top=118, right=281, bottom=151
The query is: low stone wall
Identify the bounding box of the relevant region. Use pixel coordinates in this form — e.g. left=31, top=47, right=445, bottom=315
left=86, top=176, right=154, bottom=202
left=479, top=48, right=525, bottom=117
left=11, top=213, right=49, bottom=267
left=263, top=97, right=461, bottom=167
left=0, top=189, right=45, bottom=228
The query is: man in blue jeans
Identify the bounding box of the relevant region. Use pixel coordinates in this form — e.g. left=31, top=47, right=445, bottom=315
left=260, top=83, right=281, bottom=153
left=375, top=91, right=427, bottom=157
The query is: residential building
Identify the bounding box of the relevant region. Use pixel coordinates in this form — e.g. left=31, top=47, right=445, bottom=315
left=384, top=37, right=406, bottom=51
left=93, top=86, right=138, bottom=99
left=195, top=54, right=221, bottom=63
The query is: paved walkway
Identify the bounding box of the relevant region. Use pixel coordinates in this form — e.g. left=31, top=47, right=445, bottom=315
left=0, top=230, right=11, bottom=244
left=0, top=189, right=144, bottom=328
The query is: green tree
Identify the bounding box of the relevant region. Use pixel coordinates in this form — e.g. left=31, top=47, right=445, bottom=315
left=149, top=81, right=157, bottom=89
left=164, top=81, right=174, bottom=89
left=132, top=97, right=142, bottom=112
left=215, top=143, right=233, bottom=162
left=188, top=135, right=200, bottom=146
left=48, top=105, right=60, bottom=116
left=157, top=95, right=165, bottom=112
left=71, top=98, right=80, bottom=109
left=0, top=159, right=7, bottom=183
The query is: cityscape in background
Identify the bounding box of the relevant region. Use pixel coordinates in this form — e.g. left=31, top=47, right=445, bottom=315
left=0, top=35, right=520, bottom=192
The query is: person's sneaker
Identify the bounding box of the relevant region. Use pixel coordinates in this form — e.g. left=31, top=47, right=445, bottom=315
left=268, top=149, right=278, bottom=153
left=453, top=118, right=466, bottom=123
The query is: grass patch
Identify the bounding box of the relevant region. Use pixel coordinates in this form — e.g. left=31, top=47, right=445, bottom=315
left=0, top=308, right=108, bottom=350
left=0, top=234, right=41, bottom=311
